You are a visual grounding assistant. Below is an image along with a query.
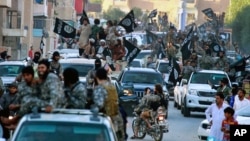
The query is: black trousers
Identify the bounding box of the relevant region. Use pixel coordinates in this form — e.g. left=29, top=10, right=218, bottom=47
left=79, top=48, right=85, bottom=56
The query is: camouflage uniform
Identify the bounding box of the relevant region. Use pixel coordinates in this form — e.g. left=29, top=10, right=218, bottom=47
left=15, top=82, right=41, bottom=116
left=93, top=81, right=124, bottom=141
left=134, top=94, right=161, bottom=127
left=182, top=65, right=195, bottom=79
left=199, top=54, right=214, bottom=70
left=217, top=86, right=231, bottom=98
left=215, top=57, right=228, bottom=70
left=37, top=73, right=64, bottom=108
left=50, top=61, right=63, bottom=76
left=0, top=92, right=17, bottom=111
left=63, top=82, right=87, bottom=109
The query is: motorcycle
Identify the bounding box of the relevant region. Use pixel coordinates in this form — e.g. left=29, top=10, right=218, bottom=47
left=155, top=106, right=169, bottom=133
left=131, top=106, right=169, bottom=141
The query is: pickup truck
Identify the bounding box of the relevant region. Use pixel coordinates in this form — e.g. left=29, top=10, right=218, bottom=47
left=180, top=70, right=231, bottom=117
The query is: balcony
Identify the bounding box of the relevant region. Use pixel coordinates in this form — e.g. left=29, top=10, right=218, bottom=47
left=2, top=28, right=27, bottom=37
left=0, top=0, right=11, bottom=8
left=33, top=3, right=48, bottom=17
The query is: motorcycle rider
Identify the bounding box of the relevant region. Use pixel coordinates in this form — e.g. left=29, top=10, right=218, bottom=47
left=130, top=86, right=161, bottom=139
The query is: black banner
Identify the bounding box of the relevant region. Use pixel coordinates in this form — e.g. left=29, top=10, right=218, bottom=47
left=79, top=9, right=89, bottom=24
left=118, top=10, right=136, bottom=33
left=209, top=42, right=223, bottom=53
left=123, top=38, right=141, bottom=64
left=168, top=57, right=181, bottom=86
left=148, top=9, right=157, bottom=18
left=202, top=8, right=215, bottom=19
left=53, top=18, right=76, bottom=38
left=181, top=26, right=194, bottom=61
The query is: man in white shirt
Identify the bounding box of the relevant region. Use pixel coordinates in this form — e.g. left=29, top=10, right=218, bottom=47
left=96, top=40, right=106, bottom=59
left=233, top=89, right=250, bottom=111
left=205, top=92, right=229, bottom=141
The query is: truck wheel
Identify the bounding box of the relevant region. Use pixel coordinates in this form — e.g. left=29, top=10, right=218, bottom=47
left=183, top=98, right=190, bottom=117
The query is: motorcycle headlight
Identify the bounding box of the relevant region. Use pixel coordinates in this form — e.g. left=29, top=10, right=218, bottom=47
left=188, top=89, right=198, bottom=95
left=123, top=89, right=133, bottom=96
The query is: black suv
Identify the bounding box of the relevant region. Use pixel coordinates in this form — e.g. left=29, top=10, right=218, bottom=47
left=117, top=67, right=169, bottom=117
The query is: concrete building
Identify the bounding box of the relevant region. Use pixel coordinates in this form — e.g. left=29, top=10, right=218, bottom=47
left=33, top=0, right=77, bottom=58
left=0, top=0, right=33, bottom=60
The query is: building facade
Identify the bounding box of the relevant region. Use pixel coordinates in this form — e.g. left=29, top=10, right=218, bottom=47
left=0, top=0, right=33, bottom=60
left=33, top=0, right=77, bottom=58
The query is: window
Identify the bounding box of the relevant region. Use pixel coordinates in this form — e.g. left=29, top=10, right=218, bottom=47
left=15, top=122, right=111, bottom=141
left=33, top=19, right=46, bottom=29
left=0, top=65, right=24, bottom=77
left=158, top=62, right=170, bottom=73
left=122, top=72, right=163, bottom=84
left=6, top=10, right=20, bottom=28
left=187, top=13, right=195, bottom=23
left=61, top=63, right=94, bottom=77
left=190, top=72, right=227, bottom=84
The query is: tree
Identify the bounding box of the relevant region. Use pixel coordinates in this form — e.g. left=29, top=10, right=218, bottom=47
left=225, top=0, right=250, bottom=24
left=103, top=7, right=126, bottom=21
left=131, top=7, right=143, bottom=20
left=226, top=0, right=250, bottom=52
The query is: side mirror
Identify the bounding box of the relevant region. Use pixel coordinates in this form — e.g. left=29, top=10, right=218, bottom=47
left=182, top=79, right=188, bottom=84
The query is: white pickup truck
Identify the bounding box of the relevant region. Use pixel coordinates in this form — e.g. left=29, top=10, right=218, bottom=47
left=180, top=70, right=231, bottom=117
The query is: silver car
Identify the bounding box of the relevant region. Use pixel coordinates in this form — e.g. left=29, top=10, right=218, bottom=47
left=11, top=109, right=118, bottom=141
left=0, top=61, right=26, bottom=90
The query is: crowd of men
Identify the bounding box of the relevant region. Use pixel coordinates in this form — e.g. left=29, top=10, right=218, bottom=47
left=0, top=55, right=127, bottom=141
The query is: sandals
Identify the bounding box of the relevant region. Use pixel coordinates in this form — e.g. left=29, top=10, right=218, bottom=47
left=130, top=135, right=139, bottom=139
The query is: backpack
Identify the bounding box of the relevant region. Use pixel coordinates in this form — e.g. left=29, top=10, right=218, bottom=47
left=102, top=84, right=119, bottom=117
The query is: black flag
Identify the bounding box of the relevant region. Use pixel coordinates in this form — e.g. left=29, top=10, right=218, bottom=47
left=181, top=26, right=194, bottom=62
left=53, top=18, right=76, bottom=38
left=145, top=29, right=158, bottom=44
left=148, top=9, right=157, bottom=18
left=123, top=38, right=141, bottom=64
left=202, top=8, right=215, bottom=19
left=168, top=57, right=181, bottom=86
left=80, top=9, right=89, bottom=25
left=118, top=10, right=136, bottom=33
left=210, top=42, right=223, bottom=53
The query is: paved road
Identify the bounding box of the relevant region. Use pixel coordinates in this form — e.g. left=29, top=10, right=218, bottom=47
left=126, top=100, right=205, bottom=141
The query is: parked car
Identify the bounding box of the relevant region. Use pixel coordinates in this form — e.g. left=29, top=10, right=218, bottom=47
left=48, top=49, right=79, bottom=59
left=133, top=50, right=153, bottom=68
left=197, top=105, right=250, bottom=140
left=155, top=59, right=182, bottom=97
left=117, top=67, right=169, bottom=116
left=173, top=80, right=187, bottom=109
left=11, top=109, right=118, bottom=141
left=0, top=61, right=26, bottom=90
left=135, top=50, right=152, bottom=60
left=59, top=58, right=105, bottom=80
left=181, top=70, right=231, bottom=117
left=129, top=59, right=143, bottom=68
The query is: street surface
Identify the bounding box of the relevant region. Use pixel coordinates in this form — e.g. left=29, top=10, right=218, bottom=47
left=126, top=100, right=205, bottom=141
